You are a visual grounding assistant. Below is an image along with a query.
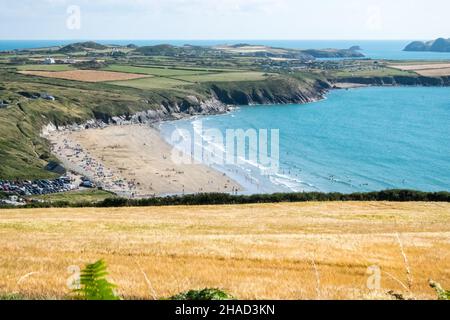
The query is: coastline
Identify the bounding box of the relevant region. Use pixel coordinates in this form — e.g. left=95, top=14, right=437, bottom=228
left=158, top=117, right=318, bottom=195
left=46, top=124, right=242, bottom=198
left=42, top=82, right=450, bottom=198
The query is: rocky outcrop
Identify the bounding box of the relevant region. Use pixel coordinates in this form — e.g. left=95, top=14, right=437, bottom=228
left=81, top=98, right=231, bottom=127
left=302, top=48, right=365, bottom=58
left=404, top=38, right=450, bottom=52
left=208, top=78, right=330, bottom=106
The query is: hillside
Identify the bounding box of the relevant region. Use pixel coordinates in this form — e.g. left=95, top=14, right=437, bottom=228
left=214, top=44, right=365, bottom=59
left=0, top=67, right=329, bottom=180
left=134, top=44, right=219, bottom=57
left=404, top=38, right=450, bottom=52
left=302, top=48, right=364, bottom=58
left=58, top=41, right=108, bottom=53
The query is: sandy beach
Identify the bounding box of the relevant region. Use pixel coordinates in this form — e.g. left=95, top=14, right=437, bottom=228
left=333, top=82, right=369, bottom=89
left=47, top=124, right=241, bottom=198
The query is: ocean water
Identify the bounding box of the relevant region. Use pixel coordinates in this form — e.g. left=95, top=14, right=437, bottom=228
left=1, top=40, right=450, bottom=60
left=160, top=87, right=450, bottom=194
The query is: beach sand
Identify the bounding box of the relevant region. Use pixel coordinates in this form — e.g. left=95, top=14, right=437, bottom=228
left=334, top=82, right=369, bottom=89
left=47, top=124, right=241, bottom=197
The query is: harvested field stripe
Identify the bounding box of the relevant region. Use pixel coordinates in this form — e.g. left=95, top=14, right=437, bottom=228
left=18, top=70, right=151, bottom=83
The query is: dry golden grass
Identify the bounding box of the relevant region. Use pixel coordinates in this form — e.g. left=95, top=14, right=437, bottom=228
left=415, top=68, right=450, bottom=77
left=19, top=70, right=150, bottom=82
left=389, top=63, right=450, bottom=76
left=0, top=202, right=449, bottom=300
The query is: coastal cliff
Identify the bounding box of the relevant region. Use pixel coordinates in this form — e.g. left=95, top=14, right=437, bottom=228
left=81, top=77, right=332, bottom=126
left=208, top=77, right=330, bottom=105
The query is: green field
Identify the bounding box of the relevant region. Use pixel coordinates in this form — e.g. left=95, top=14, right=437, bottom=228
left=103, top=65, right=214, bottom=76
left=105, top=63, right=272, bottom=89
left=16, top=64, right=75, bottom=72
left=172, top=71, right=271, bottom=83
left=108, top=76, right=189, bottom=89
left=28, top=189, right=116, bottom=203
left=330, top=67, right=416, bottom=78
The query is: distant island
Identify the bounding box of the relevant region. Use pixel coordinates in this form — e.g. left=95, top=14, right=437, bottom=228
left=404, top=38, right=450, bottom=52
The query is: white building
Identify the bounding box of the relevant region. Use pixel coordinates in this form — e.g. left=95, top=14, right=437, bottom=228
left=44, top=57, right=56, bottom=65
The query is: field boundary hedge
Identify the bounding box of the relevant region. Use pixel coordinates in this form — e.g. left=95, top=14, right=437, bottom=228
left=2, top=189, right=449, bottom=209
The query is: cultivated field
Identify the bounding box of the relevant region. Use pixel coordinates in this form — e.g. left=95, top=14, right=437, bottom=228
left=106, top=64, right=271, bottom=89
left=0, top=202, right=449, bottom=300
left=171, top=71, right=270, bottom=83
left=331, top=67, right=414, bottom=78
left=108, top=76, right=189, bottom=90
left=16, top=64, right=75, bottom=72
left=103, top=65, right=217, bottom=76
left=18, top=70, right=150, bottom=82
left=389, top=63, right=450, bottom=76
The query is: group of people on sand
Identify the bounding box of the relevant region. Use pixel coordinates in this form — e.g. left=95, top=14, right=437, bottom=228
left=52, top=137, right=138, bottom=197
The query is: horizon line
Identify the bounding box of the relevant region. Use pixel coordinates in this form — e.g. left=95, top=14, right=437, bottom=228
left=0, top=38, right=432, bottom=42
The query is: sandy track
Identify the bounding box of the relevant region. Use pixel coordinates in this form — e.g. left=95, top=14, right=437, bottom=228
left=19, top=70, right=150, bottom=82
left=47, top=125, right=241, bottom=197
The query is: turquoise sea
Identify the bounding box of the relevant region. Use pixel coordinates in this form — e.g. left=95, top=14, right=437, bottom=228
left=160, top=87, right=450, bottom=194
left=1, top=40, right=450, bottom=60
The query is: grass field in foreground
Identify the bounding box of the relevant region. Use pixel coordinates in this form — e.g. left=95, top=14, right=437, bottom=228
left=0, top=202, right=449, bottom=300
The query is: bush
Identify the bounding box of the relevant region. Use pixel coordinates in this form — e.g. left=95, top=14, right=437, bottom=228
left=430, top=280, right=450, bottom=300
left=170, top=288, right=235, bottom=301
left=0, top=293, right=26, bottom=300
left=7, top=189, right=449, bottom=210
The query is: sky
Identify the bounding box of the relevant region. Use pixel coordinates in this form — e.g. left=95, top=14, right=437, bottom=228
left=0, top=0, right=448, bottom=40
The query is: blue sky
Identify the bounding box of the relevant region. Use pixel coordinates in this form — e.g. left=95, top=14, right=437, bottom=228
left=0, top=0, right=448, bottom=40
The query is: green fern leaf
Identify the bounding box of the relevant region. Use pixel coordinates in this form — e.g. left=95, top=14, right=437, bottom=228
left=75, top=259, right=119, bottom=300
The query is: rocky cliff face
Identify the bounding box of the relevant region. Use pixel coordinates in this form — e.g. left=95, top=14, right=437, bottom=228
left=86, top=78, right=332, bottom=126
left=208, top=78, right=330, bottom=106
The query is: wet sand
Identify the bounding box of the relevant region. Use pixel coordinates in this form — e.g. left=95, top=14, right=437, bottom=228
left=47, top=124, right=241, bottom=198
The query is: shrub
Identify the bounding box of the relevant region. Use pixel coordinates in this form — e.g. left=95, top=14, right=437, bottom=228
left=75, top=260, right=119, bottom=300
left=0, top=293, right=26, bottom=300
left=430, top=280, right=450, bottom=300
left=170, top=288, right=234, bottom=301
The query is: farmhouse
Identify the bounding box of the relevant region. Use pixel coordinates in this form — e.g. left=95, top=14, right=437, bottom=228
left=44, top=57, right=55, bottom=64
